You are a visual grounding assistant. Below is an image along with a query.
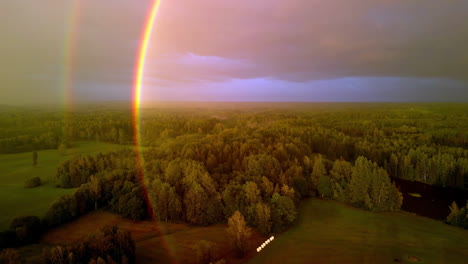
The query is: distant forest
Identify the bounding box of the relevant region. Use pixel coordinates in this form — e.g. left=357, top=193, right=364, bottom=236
left=1, top=103, right=468, bottom=258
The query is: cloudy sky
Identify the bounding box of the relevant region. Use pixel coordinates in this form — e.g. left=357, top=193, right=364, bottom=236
left=1, top=0, right=468, bottom=103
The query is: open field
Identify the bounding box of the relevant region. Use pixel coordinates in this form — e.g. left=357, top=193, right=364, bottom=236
left=34, top=211, right=265, bottom=264
left=250, top=199, right=468, bottom=264
left=0, top=141, right=129, bottom=229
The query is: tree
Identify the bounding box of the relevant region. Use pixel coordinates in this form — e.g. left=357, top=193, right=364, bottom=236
left=348, top=157, right=402, bottom=211
left=317, top=175, right=333, bottom=198
left=244, top=181, right=260, bottom=204
left=89, top=175, right=101, bottom=210
left=254, top=202, right=271, bottom=235
left=44, top=195, right=77, bottom=227
left=348, top=157, right=373, bottom=208
left=10, top=216, right=43, bottom=245
left=270, top=193, right=297, bottom=232
left=0, top=249, right=22, bottom=264
left=447, top=201, right=460, bottom=225
left=222, top=182, right=245, bottom=219
left=192, top=240, right=216, bottom=264
left=32, top=151, right=37, bottom=167
left=244, top=154, right=282, bottom=184
left=24, top=177, right=41, bottom=188
left=226, top=211, right=251, bottom=257
left=330, top=158, right=352, bottom=184
left=149, top=179, right=182, bottom=222
left=58, top=142, right=67, bottom=155
left=184, top=183, right=210, bottom=225
left=311, top=154, right=326, bottom=191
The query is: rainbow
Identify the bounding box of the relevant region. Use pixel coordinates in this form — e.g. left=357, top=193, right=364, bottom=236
left=132, top=1, right=178, bottom=260
left=132, top=0, right=161, bottom=217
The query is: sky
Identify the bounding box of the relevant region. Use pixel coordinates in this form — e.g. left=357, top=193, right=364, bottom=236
left=1, top=0, right=468, bottom=104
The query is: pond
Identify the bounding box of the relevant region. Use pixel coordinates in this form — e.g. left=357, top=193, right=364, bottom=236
left=393, top=177, right=468, bottom=220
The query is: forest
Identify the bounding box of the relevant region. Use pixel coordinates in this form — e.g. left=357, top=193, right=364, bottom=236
left=0, top=103, right=467, bottom=263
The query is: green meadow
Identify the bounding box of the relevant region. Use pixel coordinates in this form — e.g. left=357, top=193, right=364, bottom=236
left=250, top=199, right=468, bottom=264
left=0, top=141, right=129, bottom=230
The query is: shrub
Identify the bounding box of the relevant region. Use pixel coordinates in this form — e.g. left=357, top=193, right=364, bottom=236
left=317, top=175, right=333, bottom=198
left=24, top=177, right=41, bottom=188
left=41, top=226, right=136, bottom=264
left=0, top=231, right=15, bottom=250
left=192, top=240, right=218, bottom=264
left=0, top=248, right=22, bottom=264
left=43, top=195, right=77, bottom=227
left=10, top=216, right=43, bottom=245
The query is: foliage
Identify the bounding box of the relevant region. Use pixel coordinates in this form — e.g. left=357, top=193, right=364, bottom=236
left=270, top=193, right=297, bottom=233
left=446, top=201, right=468, bottom=229
left=41, top=226, right=135, bottom=264
left=226, top=211, right=251, bottom=257
left=9, top=216, right=43, bottom=245
left=192, top=240, right=218, bottom=264
left=43, top=195, right=77, bottom=227
left=348, top=157, right=402, bottom=211
left=317, top=175, right=333, bottom=198
left=4, top=103, right=467, bottom=249
left=0, top=248, right=22, bottom=264
left=24, top=177, right=41, bottom=188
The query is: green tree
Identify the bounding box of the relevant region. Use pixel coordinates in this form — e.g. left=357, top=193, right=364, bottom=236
left=89, top=175, right=101, bottom=210
left=317, top=175, right=333, bottom=198
left=311, top=154, right=326, bottom=191
left=270, top=193, right=297, bottom=232
left=348, top=157, right=372, bottom=208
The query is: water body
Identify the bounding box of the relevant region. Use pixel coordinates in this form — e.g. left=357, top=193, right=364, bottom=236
left=393, top=178, right=468, bottom=220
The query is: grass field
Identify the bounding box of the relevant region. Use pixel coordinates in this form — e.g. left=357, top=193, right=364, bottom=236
left=36, top=211, right=264, bottom=264
left=21, top=199, right=468, bottom=263
left=249, top=199, right=468, bottom=264
left=0, top=141, right=129, bottom=230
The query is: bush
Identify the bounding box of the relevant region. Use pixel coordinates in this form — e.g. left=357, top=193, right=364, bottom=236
left=192, top=240, right=218, bottom=264
left=10, top=216, right=43, bottom=245
left=43, top=195, right=77, bottom=227
left=24, top=177, right=41, bottom=188
left=447, top=201, right=468, bottom=229
left=0, top=231, right=15, bottom=250
left=0, top=248, right=23, bottom=264
left=41, top=226, right=136, bottom=264
left=317, top=175, right=333, bottom=198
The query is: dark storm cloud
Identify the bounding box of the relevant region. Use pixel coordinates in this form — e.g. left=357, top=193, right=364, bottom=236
left=151, top=0, right=468, bottom=82
left=1, top=0, right=468, bottom=103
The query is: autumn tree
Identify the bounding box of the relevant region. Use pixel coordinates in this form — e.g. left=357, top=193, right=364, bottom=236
left=227, top=211, right=251, bottom=257
left=89, top=175, right=101, bottom=210
left=149, top=179, right=182, bottom=222
left=254, top=202, right=272, bottom=235
left=311, top=154, right=326, bottom=192
left=317, top=175, right=333, bottom=198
